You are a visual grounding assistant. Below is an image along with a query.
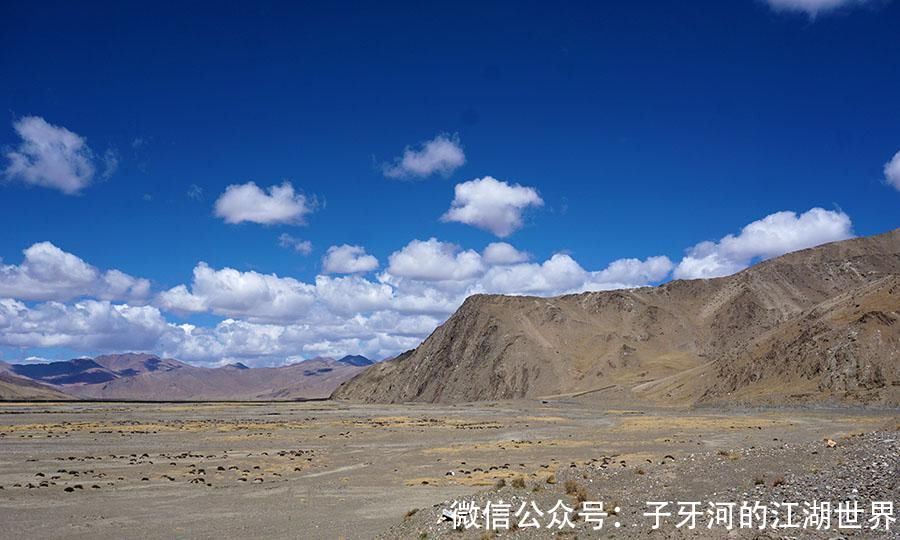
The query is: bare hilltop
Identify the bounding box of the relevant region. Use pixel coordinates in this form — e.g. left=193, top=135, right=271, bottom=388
left=334, top=229, right=900, bottom=406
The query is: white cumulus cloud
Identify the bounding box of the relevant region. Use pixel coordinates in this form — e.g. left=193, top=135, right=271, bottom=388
left=482, top=242, right=530, bottom=265
left=0, top=299, right=171, bottom=351
left=4, top=116, right=102, bottom=194
left=673, top=208, right=853, bottom=280
left=0, top=208, right=861, bottom=365
left=441, top=176, right=544, bottom=237
left=0, top=241, right=149, bottom=302
left=321, top=245, right=379, bottom=274
left=588, top=256, right=675, bottom=289
left=156, top=262, right=316, bottom=322
left=884, top=150, right=900, bottom=191
left=386, top=238, right=485, bottom=281
left=165, top=316, right=428, bottom=366
left=479, top=253, right=587, bottom=295
left=383, top=133, right=465, bottom=179
left=315, top=275, right=393, bottom=315
left=477, top=253, right=672, bottom=296
left=214, top=181, right=315, bottom=225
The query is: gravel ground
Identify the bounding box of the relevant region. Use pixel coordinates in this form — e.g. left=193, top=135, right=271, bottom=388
left=386, top=430, right=899, bottom=539
left=1, top=402, right=895, bottom=539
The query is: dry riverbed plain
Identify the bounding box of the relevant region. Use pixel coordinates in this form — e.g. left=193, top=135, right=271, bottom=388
left=0, top=398, right=897, bottom=539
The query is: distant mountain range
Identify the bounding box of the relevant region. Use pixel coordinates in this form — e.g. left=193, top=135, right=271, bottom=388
left=0, top=353, right=372, bottom=401
left=0, top=369, right=72, bottom=400
left=334, top=229, right=900, bottom=406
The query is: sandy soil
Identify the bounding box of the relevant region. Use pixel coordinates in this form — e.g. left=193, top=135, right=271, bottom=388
left=0, top=399, right=896, bottom=539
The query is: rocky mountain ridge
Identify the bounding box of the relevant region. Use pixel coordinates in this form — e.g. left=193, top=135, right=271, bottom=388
left=333, top=229, right=900, bottom=405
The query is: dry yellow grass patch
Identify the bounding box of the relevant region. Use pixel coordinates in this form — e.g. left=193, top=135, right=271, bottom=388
left=616, top=415, right=783, bottom=432
left=352, top=416, right=504, bottom=430
left=405, top=469, right=525, bottom=488
left=421, top=438, right=595, bottom=456
left=0, top=419, right=317, bottom=434
left=521, top=416, right=571, bottom=423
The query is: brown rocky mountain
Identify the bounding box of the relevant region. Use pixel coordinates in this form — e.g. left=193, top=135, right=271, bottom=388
left=0, top=362, right=74, bottom=400
left=92, top=353, right=190, bottom=377
left=333, top=229, right=900, bottom=406
left=66, top=356, right=368, bottom=400
left=8, top=357, right=119, bottom=385
left=4, top=354, right=371, bottom=401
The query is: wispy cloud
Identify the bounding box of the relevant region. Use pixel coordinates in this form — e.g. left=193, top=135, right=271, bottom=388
left=278, top=233, right=313, bottom=255
left=187, top=183, right=203, bottom=200
left=764, top=0, right=870, bottom=17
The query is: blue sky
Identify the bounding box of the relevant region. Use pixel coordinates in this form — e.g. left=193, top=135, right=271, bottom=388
left=1, top=0, right=899, bottom=365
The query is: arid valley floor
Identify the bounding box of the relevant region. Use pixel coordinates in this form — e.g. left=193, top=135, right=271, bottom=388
left=0, top=398, right=897, bottom=539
